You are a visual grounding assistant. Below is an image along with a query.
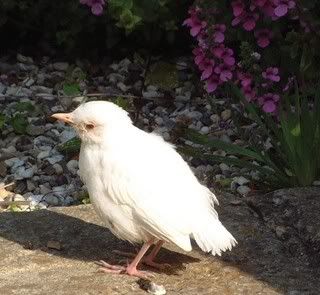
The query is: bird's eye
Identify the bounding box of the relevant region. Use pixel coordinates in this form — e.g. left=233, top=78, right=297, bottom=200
left=85, top=123, right=95, bottom=130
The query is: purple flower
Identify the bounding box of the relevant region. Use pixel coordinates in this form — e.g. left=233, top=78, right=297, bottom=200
left=213, top=24, right=226, bottom=43
left=273, top=0, right=295, bottom=17
left=262, top=67, right=280, bottom=82
left=212, top=45, right=236, bottom=66
left=214, top=64, right=233, bottom=82
left=183, top=8, right=207, bottom=37
left=258, top=93, right=280, bottom=113
left=242, top=86, right=257, bottom=101
left=231, top=0, right=245, bottom=17
left=232, top=11, right=259, bottom=31
left=238, top=72, right=252, bottom=87
left=193, top=47, right=205, bottom=65
left=80, top=0, right=105, bottom=16
left=254, top=29, right=273, bottom=48
left=205, top=75, right=221, bottom=93
left=198, top=58, right=215, bottom=80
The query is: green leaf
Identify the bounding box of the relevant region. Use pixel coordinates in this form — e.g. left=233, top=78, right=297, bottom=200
left=11, top=114, right=28, bottom=134
left=15, top=101, right=35, bottom=112
left=184, top=128, right=265, bottom=162
left=63, top=83, right=81, bottom=96
left=57, top=137, right=81, bottom=155
left=114, top=96, right=129, bottom=111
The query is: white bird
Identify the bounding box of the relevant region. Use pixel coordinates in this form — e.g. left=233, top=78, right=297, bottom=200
left=52, top=101, right=237, bottom=278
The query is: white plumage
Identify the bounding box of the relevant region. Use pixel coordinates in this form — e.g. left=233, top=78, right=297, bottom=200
left=52, top=101, right=236, bottom=277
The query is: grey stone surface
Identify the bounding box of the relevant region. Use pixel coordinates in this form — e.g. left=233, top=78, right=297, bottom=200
left=0, top=191, right=319, bottom=294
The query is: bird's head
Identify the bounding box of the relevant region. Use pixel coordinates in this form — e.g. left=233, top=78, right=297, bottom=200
left=51, top=101, right=132, bottom=144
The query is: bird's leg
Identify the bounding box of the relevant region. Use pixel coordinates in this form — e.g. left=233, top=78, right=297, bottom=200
left=142, top=240, right=170, bottom=270
left=114, top=240, right=169, bottom=270
left=97, top=239, right=154, bottom=278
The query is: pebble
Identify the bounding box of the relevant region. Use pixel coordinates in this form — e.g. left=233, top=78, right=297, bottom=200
left=37, top=150, right=51, bottom=160
left=14, top=166, right=34, bottom=179
left=47, top=155, right=64, bottom=165
left=236, top=185, right=251, bottom=196
left=53, top=62, right=69, bottom=71
left=219, top=163, right=230, bottom=172
left=221, top=109, right=232, bottom=121
left=147, top=282, right=166, bottom=295
left=52, top=163, right=63, bottom=175
left=67, top=160, right=79, bottom=175
left=155, top=117, right=164, bottom=125
left=44, top=194, right=60, bottom=206
left=4, top=158, right=24, bottom=169
left=200, top=126, right=209, bottom=135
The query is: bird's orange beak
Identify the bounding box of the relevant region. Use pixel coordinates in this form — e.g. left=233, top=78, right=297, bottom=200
left=51, top=113, right=74, bottom=124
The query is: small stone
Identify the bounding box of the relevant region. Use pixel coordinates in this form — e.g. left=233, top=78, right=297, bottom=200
left=52, top=163, right=63, bottom=175
left=67, top=160, right=78, bottom=175
left=221, top=109, right=232, bottom=121
left=117, top=82, right=130, bottom=92
left=14, top=166, right=34, bottom=180
left=312, top=180, right=320, bottom=186
left=155, top=117, right=164, bottom=125
left=39, top=184, right=51, bottom=195
left=147, top=282, right=166, bottom=295
left=25, top=78, right=35, bottom=87
left=26, top=125, right=45, bottom=136
left=5, top=158, right=24, bottom=169
left=200, top=126, right=209, bottom=135
left=17, top=53, right=34, bottom=64
left=26, top=180, right=36, bottom=191
left=30, top=85, right=53, bottom=94
left=219, top=163, right=230, bottom=172
left=37, top=150, right=51, bottom=160
left=162, top=132, right=170, bottom=141
left=44, top=194, right=59, bottom=206
left=236, top=185, right=251, bottom=196
left=53, top=62, right=69, bottom=71
left=59, top=129, right=77, bottom=143
left=47, top=240, right=62, bottom=250
left=233, top=176, right=250, bottom=186
left=47, top=155, right=64, bottom=165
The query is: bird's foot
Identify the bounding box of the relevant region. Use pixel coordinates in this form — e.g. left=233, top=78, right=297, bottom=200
left=113, top=250, right=170, bottom=270
left=95, top=260, right=154, bottom=279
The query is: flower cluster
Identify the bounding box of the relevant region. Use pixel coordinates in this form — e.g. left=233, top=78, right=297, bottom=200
left=184, top=8, right=235, bottom=93
left=185, top=0, right=298, bottom=114
left=80, top=0, right=105, bottom=16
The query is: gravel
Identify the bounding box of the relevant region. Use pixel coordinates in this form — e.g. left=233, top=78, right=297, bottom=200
left=0, top=53, right=265, bottom=212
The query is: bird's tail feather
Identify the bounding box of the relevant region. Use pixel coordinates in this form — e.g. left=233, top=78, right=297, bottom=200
left=193, top=216, right=237, bottom=256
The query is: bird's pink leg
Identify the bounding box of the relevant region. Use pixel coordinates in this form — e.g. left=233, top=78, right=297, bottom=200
left=97, top=239, right=154, bottom=278
left=113, top=240, right=169, bottom=270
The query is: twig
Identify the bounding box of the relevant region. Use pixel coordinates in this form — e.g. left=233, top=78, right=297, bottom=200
left=0, top=182, right=15, bottom=190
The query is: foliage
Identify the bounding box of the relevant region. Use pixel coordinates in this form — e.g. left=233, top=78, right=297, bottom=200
left=183, top=84, right=320, bottom=188
left=184, top=0, right=320, bottom=115
left=0, top=0, right=191, bottom=52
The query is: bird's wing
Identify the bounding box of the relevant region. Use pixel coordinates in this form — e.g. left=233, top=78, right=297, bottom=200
left=101, top=130, right=218, bottom=251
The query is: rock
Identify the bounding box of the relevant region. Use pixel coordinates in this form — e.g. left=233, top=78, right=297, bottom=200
left=155, top=117, right=164, bottom=125
left=59, top=129, right=77, bottom=143
left=52, top=62, right=69, bottom=71
left=26, top=125, right=45, bottom=136
left=147, top=282, right=166, bottom=295
left=67, top=160, right=78, bottom=175
left=221, top=109, right=232, bottom=121
left=16, top=53, right=33, bottom=64
left=117, top=82, right=130, bottom=92
left=14, top=166, right=34, bottom=180
left=233, top=176, right=250, bottom=186
left=200, top=126, right=209, bottom=135
left=30, top=85, right=53, bottom=94
left=52, top=163, right=63, bottom=175
left=39, top=184, right=51, bottom=195
left=37, top=150, right=51, bottom=160
left=44, top=194, right=60, bottom=206
left=236, top=185, right=251, bottom=196
left=4, top=158, right=24, bottom=169
left=26, top=180, right=36, bottom=191
left=219, top=163, right=230, bottom=173
left=312, top=180, right=320, bottom=186
left=25, top=78, right=35, bottom=87
left=47, top=155, right=63, bottom=165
